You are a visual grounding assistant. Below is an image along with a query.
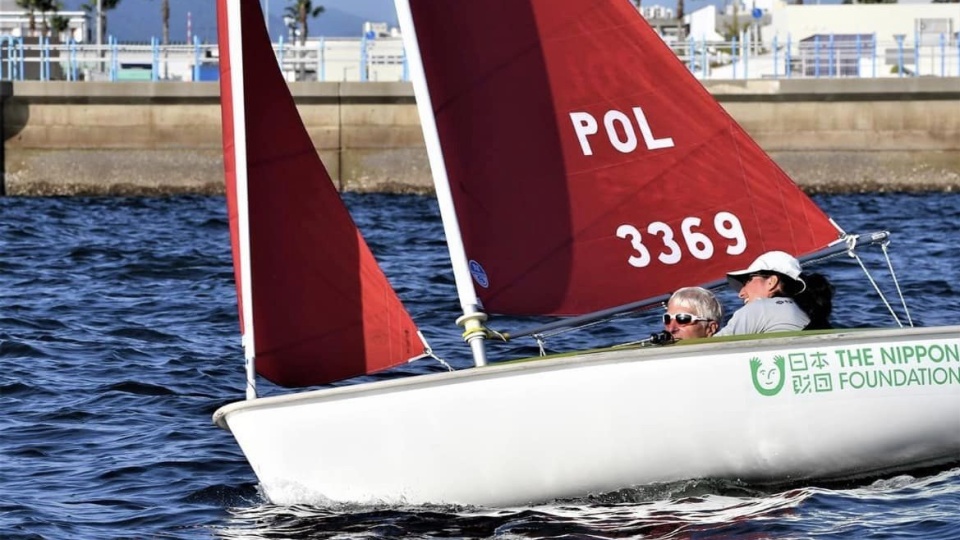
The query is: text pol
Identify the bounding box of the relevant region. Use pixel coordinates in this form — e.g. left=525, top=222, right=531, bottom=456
left=569, top=107, right=675, bottom=156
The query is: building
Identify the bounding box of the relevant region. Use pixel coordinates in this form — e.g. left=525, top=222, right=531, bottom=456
left=640, top=4, right=675, bottom=20
left=678, top=1, right=959, bottom=78
left=768, top=2, right=959, bottom=47
left=0, top=0, right=88, bottom=43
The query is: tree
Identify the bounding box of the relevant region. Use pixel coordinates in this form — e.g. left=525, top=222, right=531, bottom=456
left=722, top=1, right=750, bottom=41
left=15, top=0, right=39, bottom=35
left=16, top=0, right=61, bottom=37
left=676, top=0, right=685, bottom=40
left=81, top=0, right=121, bottom=44
left=286, top=0, right=325, bottom=46
left=150, top=0, right=170, bottom=79
left=151, top=0, right=170, bottom=45
left=285, top=0, right=324, bottom=80
left=36, top=0, right=59, bottom=37
left=50, top=13, right=71, bottom=39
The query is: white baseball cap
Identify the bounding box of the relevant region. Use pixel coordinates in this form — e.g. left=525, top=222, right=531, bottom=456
left=727, top=251, right=806, bottom=293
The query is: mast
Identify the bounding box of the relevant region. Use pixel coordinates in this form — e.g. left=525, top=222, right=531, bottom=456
left=226, top=0, right=257, bottom=398
left=395, top=0, right=488, bottom=367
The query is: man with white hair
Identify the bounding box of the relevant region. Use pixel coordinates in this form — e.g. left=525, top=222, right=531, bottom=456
left=662, top=286, right=723, bottom=341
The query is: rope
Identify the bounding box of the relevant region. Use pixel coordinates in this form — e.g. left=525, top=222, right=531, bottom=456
left=485, top=327, right=510, bottom=342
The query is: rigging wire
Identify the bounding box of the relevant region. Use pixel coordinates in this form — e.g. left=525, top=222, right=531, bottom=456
left=483, top=231, right=906, bottom=351
left=526, top=303, right=664, bottom=353
left=852, top=252, right=904, bottom=328
left=417, top=330, right=454, bottom=371
left=881, top=241, right=914, bottom=327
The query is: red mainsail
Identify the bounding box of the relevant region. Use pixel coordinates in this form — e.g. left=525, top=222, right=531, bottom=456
left=217, top=0, right=423, bottom=387
left=406, top=0, right=841, bottom=316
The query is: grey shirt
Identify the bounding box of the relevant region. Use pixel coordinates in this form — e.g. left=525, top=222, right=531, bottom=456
left=715, top=297, right=810, bottom=337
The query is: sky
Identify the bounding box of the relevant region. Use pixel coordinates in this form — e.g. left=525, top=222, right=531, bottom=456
left=58, top=0, right=399, bottom=43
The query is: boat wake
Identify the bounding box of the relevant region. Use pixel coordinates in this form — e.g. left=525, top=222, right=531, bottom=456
left=214, top=486, right=805, bottom=539
left=213, top=469, right=960, bottom=539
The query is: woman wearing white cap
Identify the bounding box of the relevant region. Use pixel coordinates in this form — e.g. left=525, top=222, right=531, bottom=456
left=714, top=251, right=810, bottom=336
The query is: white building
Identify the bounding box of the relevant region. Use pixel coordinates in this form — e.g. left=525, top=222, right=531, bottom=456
left=768, top=2, right=959, bottom=46
left=641, top=5, right=675, bottom=20
left=0, top=0, right=88, bottom=43
left=687, top=7, right=726, bottom=43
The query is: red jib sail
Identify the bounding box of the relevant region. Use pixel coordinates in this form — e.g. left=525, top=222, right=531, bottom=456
left=217, top=0, right=423, bottom=387
left=406, top=0, right=841, bottom=316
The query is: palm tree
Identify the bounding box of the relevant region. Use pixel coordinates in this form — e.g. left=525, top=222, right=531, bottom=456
left=286, top=0, right=325, bottom=46
left=676, top=0, right=685, bottom=40
left=50, top=13, right=70, bottom=40
left=16, top=0, right=59, bottom=37
left=81, top=0, right=121, bottom=45
left=36, top=0, right=59, bottom=37
left=285, top=1, right=324, bottom=80
left=150, top=0, right=170, bottom=79
left=151, top=0, right=170, bottom=45
left=15, top=0, right=39, bottom=35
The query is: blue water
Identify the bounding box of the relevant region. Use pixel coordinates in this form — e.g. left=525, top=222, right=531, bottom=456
left=1, top=193, right=958, bottom=539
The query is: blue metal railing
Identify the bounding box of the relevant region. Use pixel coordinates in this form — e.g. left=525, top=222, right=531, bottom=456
left=0, top=32, right=956, bottom=82
left=675, top=31, right=958, bottom=80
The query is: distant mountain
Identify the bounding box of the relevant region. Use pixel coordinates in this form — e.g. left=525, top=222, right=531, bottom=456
left=57, top=0, right=398, bottom=43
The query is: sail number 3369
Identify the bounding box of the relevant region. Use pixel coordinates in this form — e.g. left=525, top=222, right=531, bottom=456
left=617, top=212, right=746, bottom=267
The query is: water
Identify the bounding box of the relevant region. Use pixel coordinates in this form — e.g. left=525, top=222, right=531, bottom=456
left=1, top=193, right=958, bottom=539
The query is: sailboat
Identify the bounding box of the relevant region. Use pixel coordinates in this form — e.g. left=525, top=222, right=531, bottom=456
left=212, top=0, right=960, bottom=506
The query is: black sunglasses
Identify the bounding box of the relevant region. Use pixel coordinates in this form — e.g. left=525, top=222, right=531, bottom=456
left=663, top=313, right=711, bottom=326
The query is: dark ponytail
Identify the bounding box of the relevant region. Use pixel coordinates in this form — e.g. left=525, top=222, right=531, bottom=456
left=795, top=272, right=835, bottom=330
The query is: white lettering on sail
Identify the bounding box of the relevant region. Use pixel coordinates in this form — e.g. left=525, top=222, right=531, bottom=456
left=603, top=111, right=638, bottom=153
left=618, top=212, right=747, bottom=268
left=631, top=107, right=674, bottom=150
left=681, top=217, right=714, bottom=259
left=569, top=107, right=674, bottom=156
left=616, top=224, right=651, bottom=267
left=715, top=212, right=747, bottom=255
left=646, top=221, right=682, bottom=264
left=570, top=112, right=599, bottom=156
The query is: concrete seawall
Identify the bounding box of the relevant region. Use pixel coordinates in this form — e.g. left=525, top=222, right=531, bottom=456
left=1, top=78, right=958, bottom=196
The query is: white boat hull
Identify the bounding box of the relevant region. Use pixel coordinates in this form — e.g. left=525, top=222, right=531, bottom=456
left=214, top=326, right=960, bottom=506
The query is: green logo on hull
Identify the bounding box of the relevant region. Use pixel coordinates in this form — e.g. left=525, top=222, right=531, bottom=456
left=748, top=342, right=960, bottom=397
left=750, top=355, right=786, bottom=396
